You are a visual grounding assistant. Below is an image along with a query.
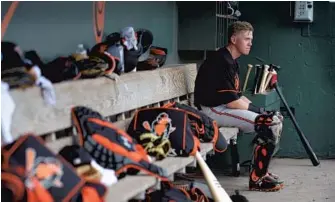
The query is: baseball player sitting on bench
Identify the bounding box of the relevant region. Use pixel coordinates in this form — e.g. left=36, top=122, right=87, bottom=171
left=194, top=21, right=284, bottom=192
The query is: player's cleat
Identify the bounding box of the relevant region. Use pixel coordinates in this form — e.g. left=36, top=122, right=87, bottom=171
left=249, top=175, right=282, bottom=192
left=267, top=172, right=284, bottom=187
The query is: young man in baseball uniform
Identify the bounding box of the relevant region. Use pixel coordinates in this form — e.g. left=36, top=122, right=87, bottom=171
left=194, top=21, right=284, bottom=192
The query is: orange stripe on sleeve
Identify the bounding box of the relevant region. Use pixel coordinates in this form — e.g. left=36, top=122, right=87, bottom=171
left=217, top=89, right=240, bottom=93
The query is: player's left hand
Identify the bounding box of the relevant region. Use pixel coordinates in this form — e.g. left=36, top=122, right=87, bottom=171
left=241, top=96, right=252, bottom=104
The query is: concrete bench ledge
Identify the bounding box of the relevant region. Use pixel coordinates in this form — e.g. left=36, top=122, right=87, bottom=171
left=220, top=127, right=239, bottom=143
left=106, top=143, right=213, bottom=202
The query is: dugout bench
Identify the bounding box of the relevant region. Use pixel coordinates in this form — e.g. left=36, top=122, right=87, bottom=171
left=8, top=63, right=239, bottom=202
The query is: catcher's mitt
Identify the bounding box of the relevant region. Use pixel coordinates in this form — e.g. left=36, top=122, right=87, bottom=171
left=1, top=67, right=36, bottom=89
left=76, top=52, right=116, bottom=78
left=139, top=133, right=171, bottom=160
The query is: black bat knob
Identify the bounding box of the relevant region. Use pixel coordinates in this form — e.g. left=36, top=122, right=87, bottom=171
left=254, top=56, right=265, bottom=63
left=270, top=64, right=281, bottom=71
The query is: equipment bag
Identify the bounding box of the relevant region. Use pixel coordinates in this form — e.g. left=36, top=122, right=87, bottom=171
left=127, top=107, right=201, bottom=157
left=42, top=56, right=81, bottom=83
left=71, top=106, right=168, bottom=180
left=133, top=181, right=213, bottom=202
left=1, top=168, right=107, bottom=202
left=162, top=102, right=228, bottom=153
left=144, top=182, right=193, bottom=202
left=1, top=134, right=86, bottom=202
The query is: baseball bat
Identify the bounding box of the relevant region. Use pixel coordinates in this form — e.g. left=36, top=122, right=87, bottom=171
left=252, top=65, right=262, bottom=94
left=264, top=70, right=276, bottom=91
left=273, top=83, right=320, bottom=166
left=258, top=64, right=270, bottom=94
left=242, top=64, right=253, bottom=92
left=195, top=152, right=232, bottom=202
left=254, top=56, right=265, bottom=63
left=255, top=65, right=265, bottom=94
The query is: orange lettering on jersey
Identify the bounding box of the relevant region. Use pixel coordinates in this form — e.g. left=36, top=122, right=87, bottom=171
left=234, top=74, right=240, bottom=91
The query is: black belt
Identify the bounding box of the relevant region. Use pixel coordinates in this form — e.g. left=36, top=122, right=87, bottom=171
left=195, top=104, right=202, bottom=111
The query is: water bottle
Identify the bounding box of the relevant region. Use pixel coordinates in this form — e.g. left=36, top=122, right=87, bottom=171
left=76, top=44, right=87, bottom=55
left=74, top=44, right=88, bottom=61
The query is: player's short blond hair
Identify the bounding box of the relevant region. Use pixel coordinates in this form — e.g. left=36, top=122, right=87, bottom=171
left=228, top=21, right=254, bottom=42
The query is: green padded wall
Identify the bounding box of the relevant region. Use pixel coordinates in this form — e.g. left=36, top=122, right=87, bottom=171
left=1, top=1, right=179, bottom=63
left=178, top=1, right=335, bottom=159
left=238, top=1, right=335, bottom=158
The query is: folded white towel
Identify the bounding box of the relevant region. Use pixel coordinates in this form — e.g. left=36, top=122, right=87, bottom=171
left=31, top=65, right=56, bottom=106
left=91, top=160, right=118, bottom=187
left=121, top=27, right=138, bottom=51
left=1, top=81, right=15, bottom=145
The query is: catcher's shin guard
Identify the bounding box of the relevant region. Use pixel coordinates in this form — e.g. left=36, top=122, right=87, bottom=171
left=250, top=141, right=276, bottom=183
left=249, top=113, right=283, bottom=191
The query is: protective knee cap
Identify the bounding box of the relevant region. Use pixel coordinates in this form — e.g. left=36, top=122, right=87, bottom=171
left=254, top=114, right=283, bottom=145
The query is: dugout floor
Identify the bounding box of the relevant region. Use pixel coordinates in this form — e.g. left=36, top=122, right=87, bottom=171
left=216, top=158, right=335, bottom=202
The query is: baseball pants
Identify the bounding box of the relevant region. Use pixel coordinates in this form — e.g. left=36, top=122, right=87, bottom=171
left=199, top=104, right=259, bottom=133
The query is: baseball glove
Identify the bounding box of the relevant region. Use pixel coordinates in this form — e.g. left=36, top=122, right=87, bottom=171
left=76, top=52, right=116, bottom=78
left=1, top=67, right=36, bottom=89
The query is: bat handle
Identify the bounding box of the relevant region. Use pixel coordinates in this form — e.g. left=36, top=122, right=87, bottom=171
left=259, top=65, right=269, bottom=94
left=263, top=73, right=273, bottom=92
left=242, top=65, right=253, bottom=92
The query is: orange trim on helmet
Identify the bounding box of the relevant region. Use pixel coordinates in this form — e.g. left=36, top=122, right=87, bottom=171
left=88, top=118, right=134, bottom=143
left=150, top=48, right=166, bottom=55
